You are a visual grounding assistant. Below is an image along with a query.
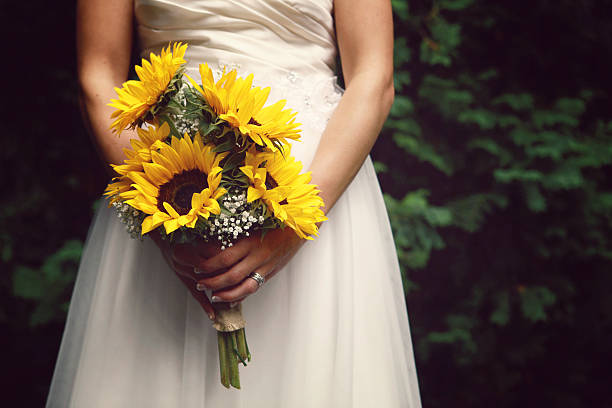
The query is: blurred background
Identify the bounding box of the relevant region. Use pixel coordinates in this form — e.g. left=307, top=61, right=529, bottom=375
left=2, top=0, right=611, bottom=406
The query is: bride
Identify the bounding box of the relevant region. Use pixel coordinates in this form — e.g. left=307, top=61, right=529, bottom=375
left=47, top=0, right=422, bottom=406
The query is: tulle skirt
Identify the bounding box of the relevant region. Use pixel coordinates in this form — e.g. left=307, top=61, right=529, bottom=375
left=46, top=73, right=421, bottom=408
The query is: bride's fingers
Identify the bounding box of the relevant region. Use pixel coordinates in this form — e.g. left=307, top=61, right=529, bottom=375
left=211, top=271, right=262, bottom=303
left=211, top=259, right=278, bottom=302
left=196, top=250, right=268, bottom=291
left=176, top=273, right=216, bottom=321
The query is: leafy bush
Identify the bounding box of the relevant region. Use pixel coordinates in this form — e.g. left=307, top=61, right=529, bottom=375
left=376, top=0, right=612, bottom=406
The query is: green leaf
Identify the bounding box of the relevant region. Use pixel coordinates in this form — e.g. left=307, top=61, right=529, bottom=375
left=12, top=240, right=84, bottom=326
left=541, top=165, right=584, bottom=190
left=386, top=118, right=421, bottom=136
left=427, top=314, right=477, bottom=354
left=385, top=190, right=452, bottom=270
left=393, top=37, right=411, bottom=66
left=447, top=193, right=508, bottom=232
left=391, top=0, right=409, bottom=21
left=419, top=17, right=462, bottom=67
left=419, top=75, right=473, bottom=117
left=420, top=46, right=451, bottom=67
left=439, top=0, right=475, bottom=10
left=510, top=128, right=536, bottom=146
left=532, top=110, right=579, bottom=129
left=213, top=138, right=236, bottom=153
left=394, top=71, right=411, bottom=92
left=497, top=115, right=521, bottom=128
left=373, top=161, right=388, bottom=174
left=492, top=93, right=534, bottom=111
left=431, top=18, right=462, bottom=51
left=520, top=286, right=556, bottom=322
left=467, top=138, right=513, bottom=166
left=494, top=168, right=543, bottom=183
left=476, top=68, right=498, bottom=81
left=13, top=266, right=45, bottom=300
left=392, top=133, right=453, bottom=175
left=490, top=291, right=510, bottom=326
left=554, top=97, right=586, bottom=117
left=42, top=240, right=83, bottom=281
left=523, top=182, right=547, bottom=212
left=423, top=207, right=453, bottom=227
left=390, top=96, right=414, bottom=116
left=403, top=248, right=432, bottom=269
left=458, top=109, right=498, bottom=130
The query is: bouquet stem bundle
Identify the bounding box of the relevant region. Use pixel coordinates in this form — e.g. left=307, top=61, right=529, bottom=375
left=212, top=302, right=249, bottom=388
left=217, top=329, right=250, bottom=388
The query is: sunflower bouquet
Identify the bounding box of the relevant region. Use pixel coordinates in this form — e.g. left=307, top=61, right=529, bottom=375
left=104, top=43, right=327, bottom=389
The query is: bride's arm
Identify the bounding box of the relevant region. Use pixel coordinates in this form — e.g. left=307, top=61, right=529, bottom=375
left=310, top=0, right=395, bottom=211
left=194, top=0, right=394, bottom=302
left=77, top=0, right=136, bottom=167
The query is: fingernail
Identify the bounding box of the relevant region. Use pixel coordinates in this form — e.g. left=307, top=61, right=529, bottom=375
left=211, top=296, right=221, bottom=303
left=229, top=301, right=239, bottom=308
left=196, top=283, right=206, bottom=291
left=208, top=313, right=215, bottom=321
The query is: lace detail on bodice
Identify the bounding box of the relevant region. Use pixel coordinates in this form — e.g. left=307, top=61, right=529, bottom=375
left=211, top=61, right=344, bottom=136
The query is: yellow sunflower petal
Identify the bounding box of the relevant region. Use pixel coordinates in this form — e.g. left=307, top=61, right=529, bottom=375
left=163, top=202, right=181, bottom=218
left=108, top=43, right=187, bottom=133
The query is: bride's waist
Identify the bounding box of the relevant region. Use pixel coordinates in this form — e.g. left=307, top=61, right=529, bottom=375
left=138, top=34, right=338, bottom=79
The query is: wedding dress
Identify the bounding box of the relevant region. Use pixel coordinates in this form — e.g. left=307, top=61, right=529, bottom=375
left=46, top=0, right=422, bottom=406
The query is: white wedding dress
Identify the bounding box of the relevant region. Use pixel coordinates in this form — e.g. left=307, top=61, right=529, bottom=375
left=47, top=1, right=422, bottom=407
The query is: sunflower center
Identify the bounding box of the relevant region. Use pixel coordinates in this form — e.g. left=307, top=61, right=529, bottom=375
left=158, top=169, right=208, bottom=215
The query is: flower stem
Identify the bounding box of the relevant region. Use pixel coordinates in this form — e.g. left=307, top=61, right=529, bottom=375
left=229, top=332, right=241, bottom=389
left=217, top=331, right=230, bottom=388
left=236, top=328, right=251, bottom=363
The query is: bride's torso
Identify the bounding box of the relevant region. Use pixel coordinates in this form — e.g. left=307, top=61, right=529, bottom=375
left=134, top=0, right=337, bottom=77
left=134, top=0, right=343, bottom=165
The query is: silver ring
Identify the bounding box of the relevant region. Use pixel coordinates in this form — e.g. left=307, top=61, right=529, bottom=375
left=248, top=272, right=265, bottom=287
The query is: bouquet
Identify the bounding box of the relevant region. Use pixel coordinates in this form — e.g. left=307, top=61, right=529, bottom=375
left=104, top=43, right=327, bottom=388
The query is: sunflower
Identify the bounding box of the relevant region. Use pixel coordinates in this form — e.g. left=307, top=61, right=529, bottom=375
left=240, top=147, right=326, bottom=239
left=123, top=134, right=227, bottom=234
left=186, top=63, right=237, bottom=116
left=109, top=42, right=188, bottom=134
left=186, top=64, right=301, bottom=151
left=104, top=122, right=171, bottom=204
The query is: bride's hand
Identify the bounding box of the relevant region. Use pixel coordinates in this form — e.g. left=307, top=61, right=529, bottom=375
left=195, top=228, right=304, bottom=304
left=149, top=231, right=221, bottom=321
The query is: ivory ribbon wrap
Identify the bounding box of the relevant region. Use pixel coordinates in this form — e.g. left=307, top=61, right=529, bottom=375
left=213, top=303, right=246, bottom=332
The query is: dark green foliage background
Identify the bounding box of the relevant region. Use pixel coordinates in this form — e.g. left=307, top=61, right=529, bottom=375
left=1, top=0, right=611, bottom=406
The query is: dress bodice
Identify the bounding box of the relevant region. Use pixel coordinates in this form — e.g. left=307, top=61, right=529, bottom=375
left=134, top=0, right=338, bottom=78
left=134, top=0, right=344, bottom=168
